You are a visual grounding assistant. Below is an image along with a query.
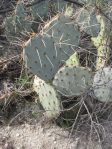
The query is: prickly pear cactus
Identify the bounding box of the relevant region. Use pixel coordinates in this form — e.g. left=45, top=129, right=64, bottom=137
left=92, top=14, right=112, bottom=102
left=75, top=9, right=100, bottom=36
left=30, top=0, right=49, bottom=20
left=91, top=15, right=110, bottom=70
left=23, top=15, right=80, bottom=81
left=5, top=2, right=32, bottom=41
left=53, top=65, right=93, bottom=97
left=50, top=0, right=69, bottom=13
left=44, top=14, right=80, bottom=47
left=65, top=52, right=80, bottom=67
left=93, top=67, right=112, bottom=102
left=30, top=0, right=69, bottom=21
left=15, top=2, right=25, bottom=29
left=53, top=50, right=92, bottom=97
left=33, top=76, right=61, bottom=118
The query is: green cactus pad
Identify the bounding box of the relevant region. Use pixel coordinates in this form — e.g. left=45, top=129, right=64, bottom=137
left=93, top=67, right=112, bottom=102
left=23, top=35, right=67, bottom=81
left=30, top=0, right=49, bottom=20
left=23, top=15, right=80, bottom=81
left=53, top=66, right=93, bottom=97
left=33, top=76, right=61, bottom=118
left=5, top=2, right=32, bottom=41
left=75, top=8, right=100, bottom=36
left=44, top=15, right=80, bottom=45
left=91, top=15, right=110, bottom=70
left=50, top=0, right=68, bottom=13
left=15, top=2, right=32, bottom=32
left=30, top=0, right=70, bottom=20
left=15, top=2, right=25, bottom=28
left=65, top=52, right=79, bottom=66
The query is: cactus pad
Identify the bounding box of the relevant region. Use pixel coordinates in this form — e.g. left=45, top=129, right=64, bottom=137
left=53, top=66, right=93, bottom=96
left=5, top=2, right=32, bottom=41
left=93, top=67, right=112, bottom=102
left=65, top=52, right=79, bottom=66
left=75, top=9, right=100, bottom=36
left=33, top=76, right=61, bottom=118
left=23, top=15, right=80, bottom=81
left=44, top=15, right=80, bottom=45
left=23, top=35, right=66, bottom=81
left=91, top=15, right=110, bottom=70
left=15, top=2, right=25, bottom=29
left=30, top=0, right=69, bottom=21
left=30, top=0, right=49, bottom=20
left=50, top=0, right=69, bottom=13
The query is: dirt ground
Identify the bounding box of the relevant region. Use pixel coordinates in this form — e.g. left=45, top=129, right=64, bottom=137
left=1, top=0, right=112, bottom=149
left=0, top=123, right=102, bottom=149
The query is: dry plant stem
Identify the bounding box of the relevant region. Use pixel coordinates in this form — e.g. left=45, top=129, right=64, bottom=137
left=0, top=92, right=12, bottom=101
left=0, top=55, right=20, bottom=66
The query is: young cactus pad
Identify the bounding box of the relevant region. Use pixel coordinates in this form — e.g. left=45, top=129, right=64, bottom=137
left=53, top=66, right=93, bottom=97
left=33, top=76, right=61, bottom=118
left=93, top=67, right=112, bottom=102
left=91, top=15, right=110, bottom=70
left=23, top=15, right=80, bottom=81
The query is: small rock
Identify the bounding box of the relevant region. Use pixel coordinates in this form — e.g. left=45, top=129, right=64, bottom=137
left=16, top=133, right=20, bottom=137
